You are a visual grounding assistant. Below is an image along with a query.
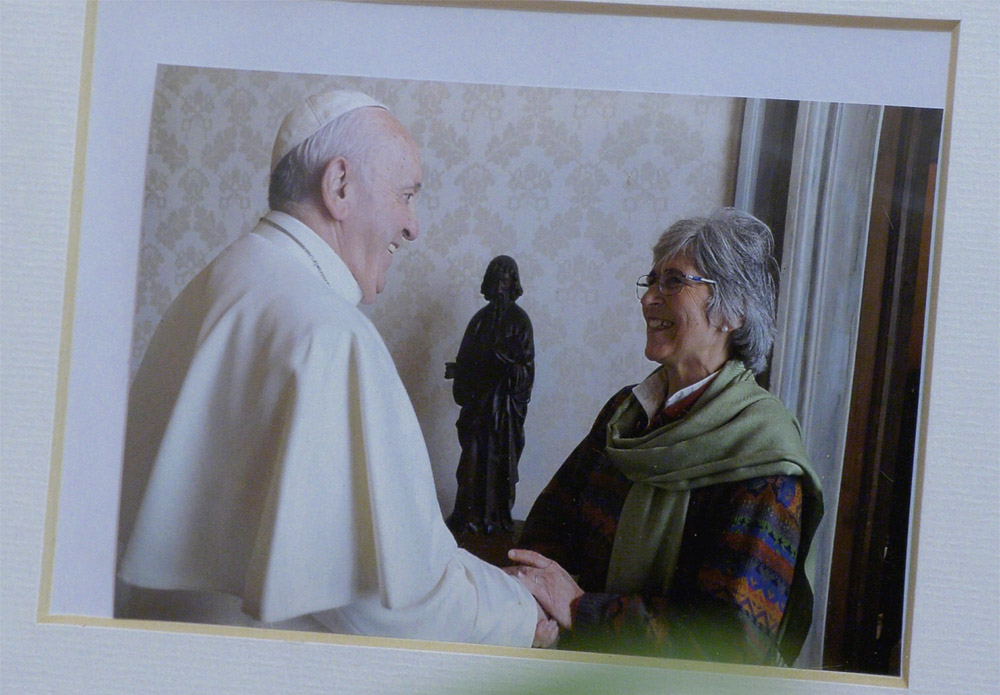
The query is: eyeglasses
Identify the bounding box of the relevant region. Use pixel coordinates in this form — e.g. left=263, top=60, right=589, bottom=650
left=635, top=270, right=716, bottom=300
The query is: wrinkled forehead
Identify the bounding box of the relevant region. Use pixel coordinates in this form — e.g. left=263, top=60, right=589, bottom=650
left=374, top=110, right=418, bottom=152
left=373, top=116, right=421, bottom=172
left=361, top=134, right=421, bottom=193
left=652, top=253, right=699, bottom=275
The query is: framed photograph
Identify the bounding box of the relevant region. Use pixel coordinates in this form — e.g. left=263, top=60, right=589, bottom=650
left=5, top=1, right=996, bottom=694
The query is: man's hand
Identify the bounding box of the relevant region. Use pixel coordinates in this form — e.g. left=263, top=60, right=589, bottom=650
left=508, top=549, right=583, bottom=629
left=505, top=565, right=559, bottom=647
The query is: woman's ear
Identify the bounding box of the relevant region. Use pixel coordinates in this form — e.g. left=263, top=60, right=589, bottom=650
left=320, top=157, right=350, bottom=221
left=717, top=313, right=744, bottom=332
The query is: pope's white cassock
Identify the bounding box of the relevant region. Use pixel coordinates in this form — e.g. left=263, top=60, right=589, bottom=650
left=117, top=210, right=537, bottom=646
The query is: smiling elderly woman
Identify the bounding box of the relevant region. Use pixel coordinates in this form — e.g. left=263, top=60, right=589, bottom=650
left=509, top=209, right=824, bottom=665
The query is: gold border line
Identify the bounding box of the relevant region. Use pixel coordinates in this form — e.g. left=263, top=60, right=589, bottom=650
left=38, top=0, right=99, bottom=623
left=38, top=612, right=906, bottom=687
left=350, top=0, right=959, bottom=32
left=896, top=14, right=962, bottom=688
left=36, top=0, right=959, bottom=687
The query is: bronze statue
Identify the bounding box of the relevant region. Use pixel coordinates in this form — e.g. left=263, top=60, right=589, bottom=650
left=445, top=255, right=534, bottom=535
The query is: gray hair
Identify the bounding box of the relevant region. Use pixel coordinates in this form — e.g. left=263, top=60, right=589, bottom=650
left=268, top=107, right=382, bottom=213
left=651, top=208, right=778, bottom=374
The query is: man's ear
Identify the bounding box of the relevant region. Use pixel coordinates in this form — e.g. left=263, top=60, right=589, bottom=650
left=320, top=157, right=350, bottom=221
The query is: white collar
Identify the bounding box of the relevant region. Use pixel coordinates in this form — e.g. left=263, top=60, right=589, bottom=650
left=259, top=210, right=364, bottom=306
left=632, top=368, right=720, bottom=419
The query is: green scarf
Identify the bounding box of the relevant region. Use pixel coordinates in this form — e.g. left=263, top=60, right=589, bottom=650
left=604, top=360, right=823, bottom=662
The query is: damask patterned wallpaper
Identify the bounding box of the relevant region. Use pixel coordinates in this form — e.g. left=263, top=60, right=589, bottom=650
left=135, top=65, right=741, bottom=517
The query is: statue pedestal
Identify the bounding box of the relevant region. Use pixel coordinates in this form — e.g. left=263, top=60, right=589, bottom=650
left=450, top=521, right=524, bottom=568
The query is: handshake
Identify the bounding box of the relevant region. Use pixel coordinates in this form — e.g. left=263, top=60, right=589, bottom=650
left=504, top=548, right=583, bottom=648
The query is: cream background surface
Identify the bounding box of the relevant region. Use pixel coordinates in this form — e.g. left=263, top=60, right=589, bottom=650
left=47, top=0, right=961, bottom=624
left=2, top=2, right=997, bottom=695
left=133, top=66, right=739, bottom=519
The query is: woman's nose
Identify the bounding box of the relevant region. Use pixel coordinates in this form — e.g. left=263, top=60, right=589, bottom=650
left=640, top=285, right=662, bottom=307
left=402, top=215, right=419, bottom=241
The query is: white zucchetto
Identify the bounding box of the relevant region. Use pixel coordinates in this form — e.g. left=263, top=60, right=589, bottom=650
left=270, top=90, right=388, bottom=172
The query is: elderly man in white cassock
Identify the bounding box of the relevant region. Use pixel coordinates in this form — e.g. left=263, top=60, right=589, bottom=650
left=115, top=90, right=556, bottom=648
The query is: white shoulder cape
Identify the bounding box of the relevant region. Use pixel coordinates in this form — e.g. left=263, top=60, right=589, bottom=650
left=117, top=212, right=536, bottom=646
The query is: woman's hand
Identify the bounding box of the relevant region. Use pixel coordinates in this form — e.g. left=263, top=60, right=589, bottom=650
left=508, top=549, right=583, bottom=629
left=532, top=602, right=559, bottom=648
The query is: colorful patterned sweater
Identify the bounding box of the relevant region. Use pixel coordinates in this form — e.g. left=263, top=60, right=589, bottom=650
left=518, top=386, right=804, bottom=663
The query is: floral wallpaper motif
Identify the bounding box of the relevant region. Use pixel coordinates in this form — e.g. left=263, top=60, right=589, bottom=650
left=134, top=65, right=741, bottom=516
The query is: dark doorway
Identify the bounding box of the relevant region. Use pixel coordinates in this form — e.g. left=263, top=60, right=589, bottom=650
left=822, top=106, right=942, bottom=674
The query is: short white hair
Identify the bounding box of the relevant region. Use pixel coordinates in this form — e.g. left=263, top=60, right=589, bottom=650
left=268, top=107, right=383, bottom=213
